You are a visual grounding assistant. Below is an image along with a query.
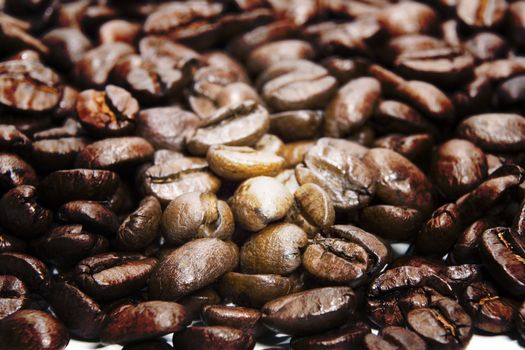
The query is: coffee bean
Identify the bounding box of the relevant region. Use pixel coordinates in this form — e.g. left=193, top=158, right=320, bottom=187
left=0, top=252, right=50, bottom=294
left=378, top=1, right=437, bottom=37
left=240, top=223, right=307, bottom=275
left=101, top=301, right=190, bottom=344
left=0, top=125, right=31, bottom=153
left=57, top=201, right=119, bottom=236
left=48, top=281, right=106, bottom=340
left=75, top=252, right=157, bottom=301
left=218, top=272, right=303, bottom=308
left=291, top=322, right=371, bottom=350
left=270, top=110, right=323, bottom=142
left=247, top=40, right=315, bottom=74
left=359, top=205, right=423, bottom=241
left=457, top=0, right=508, bottom=30
left=0, top=310, right=69, bottom=350
left=0, top=153, right=37, bottom=193
left=32, top=137, right=90, bottom=172
left=179, top=287, right=221, bottom=321
left=0, top=231, right=26, bottom=253
left=373, top=133, right=433, bottom=162
left=42, top=28, right=92, bottom=70
left=0, top=275, right=28, bottom=320
left=261, top=286, right=356, bottom=335
left=173, top=326, right=255, bottom=350
left=99, top=20, right=141, bottom=45
left=117, top=196, right=161, bottom=251
left=324, top=77, right=381, bottom=138
left=373, top=100, right=438, bottom=136
left=231, top=176, right=293, bottom=231
left=202, top=305, right=265, bottom=337
left=161, top=192, right=234, bottom=245
left=450, top=217, right=499, bottom=264
left=149, top=238, right=238, bottom=300
left=465, top=32, right=508, bottom=62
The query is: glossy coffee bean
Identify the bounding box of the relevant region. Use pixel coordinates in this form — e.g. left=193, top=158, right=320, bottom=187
left=373, top=133, right=433, bottom=162
left=359, top=205, right=423, bottom=241
left=0, top=275, right=28, bottom=320
left=270, top=110, right=323, bottom=142
left=101, top=301, right=190, bottom=344
left=247, top=40, right=315, bottom=74
left=117, top=196, right=161, bottom=251
left=363, top=326, right=426, bottom=350
left=0, top=231, right=26, bottom=253
left=42, top=27, right=92, bottom=70
left=202, top=305, right=265, bottom=337
left=57, top=201, right=119, bottom=236
left=261, top=287, right=356, bottom=336
left=161, top=192, right=234, bottom=245
left=450, top=217, right=498, bottom=264
left=457, top=0, right=507, bottom=30
left=0, top=310, right=69, bottom=350
left=291, top=322, right=371, bottom=350
left=75, top=253, right=157, bottom=301
left=173, top=326, right=255, bottom=350
left=0, top=125, right=31, bottom=153
left=0, top=153, right=37, bottom=193
left=149, top=238, right=238, bottom=300
left=178, top=287, right=221, bottom=321
left=378, top=1, right=437, bottom=36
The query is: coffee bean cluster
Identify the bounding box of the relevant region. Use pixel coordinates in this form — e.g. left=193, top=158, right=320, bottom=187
left=1, top=0, right=525, bottom=349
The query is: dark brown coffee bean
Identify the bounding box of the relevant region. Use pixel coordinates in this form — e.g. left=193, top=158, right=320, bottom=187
left=161, top=192, right=234, bottom=245
left=464, top=32, right=508, bottom=62
left=0, top=310, right=69, bottom=350
left=74, top=43, right=134, bottom=88
left=75, top=137, right=154, bottom=171
left=186, top=101, right=269, bottom=156
left=0, top=153, right=37, bottom=193
left=496, top=75, right=525, bottom=107
left=322, top=57, right=369, bottom=84
left=76, top=85, right=139, bottom=138
left=457, top=0, right=508, bottom=30
left=178, top=287, right=221, bottom=321
left=248, top=40, right=315, bottom=74
left=218, top=272, right=303, bottom=308
left=364, top=148, right=434, bottom=216
left=480, top=227, right=525, bottom=297
left=42, top=28, right=92, bottom=70
left=173, top=325, right=255, bottom=350
left=0, top=275, right=28, bottom=320
left=378, top=1, right=437, bottom=36
left=431, top=139, right=487, bottom=199
left=33, top=118, right=84, bottom=141
left=270, top=110, right=322, bottom=142
left=0, top=231, right=26, bottom=253
left=75, top=253, right=157, bottom=301
left=149, top=238, right=238, bottom=300
left=360, top=205, right=423, bottom=241
left=240, top=223, right=307, bottom=275
left=202, top=305, right=265, bottom=337
left=407, top=296, right=472, bottom=349
left=373, top=100, right=438, bottom=136
left=117, top=196, right=161, bottom=252
left=32, top=137, right=90, bottom=172
left=363, top=326, right=426, bottom=350
left=452, top=76, right=492, bottom=117
left=0, top=60, right=63, bottom=113
left=101, top=301, right=190, bottom=344
left=261, top=287, right=356, bottom=336
left=285, top=183, right=335, bottom=237
left=39, top=169, right=120, bottom=206
left=324, top=77, right=381, bottom=138
left=57, top=201, right=119, bottom=236
left=0, top=185, right=52, bottom=240
left=32, top=224, right=109, bottom=267
left=450, top=217, right=499, bottom=264
left=137, top=107, right=201, bottom=152
left=48, top=281, right=105, bottom=340
left=373, top=133, right=433, bottom=162
left=396, top=80, right=455, bottom=122
left=291, top=322, right=371, bottom=350
left=0, top=125, right=31, bottom=153
left=231, top=177, right=293, bottom=231
left=0, top=252, right=51, bottom=294
left=140, top=157, right=221, bottom=205
left=296, top=143, right=375, bottom=211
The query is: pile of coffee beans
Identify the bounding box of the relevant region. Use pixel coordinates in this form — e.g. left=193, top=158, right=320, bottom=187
left=2, top=0, right=525, bottom=349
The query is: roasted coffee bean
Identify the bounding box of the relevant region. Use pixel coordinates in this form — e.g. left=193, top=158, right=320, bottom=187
left=378, top=1, right=437, bottom=37
left=270, top=110, right=323, bottom=142
left=285, top=183, right=335, bottom=237
left=57, top=201, right=119, bottom=236
left=0, top=275, right=28, bottom=320
left=117, top=196, right=161, bottom=251
left=173, top=326, right=255, bottom=350
left=137, top=107, right=201, bottom=152
left=260, top=60, right=338, bottom=112
left=186, top=101, right=269, bottom=156
left=364, top=148, right=434, bottom=216
left=480, top=227, right=525, bottom=297
left=0, top=153, right=37, bottom=193
left=462, top=280, right=516, bottom=334
left=359, top=205, right=423, bottom=241
left=149, top=238, right=238, bottom=300
left=0, top=310, right=69, bottom=350
left=465, top=32, right=508, bottom=62
left=431, top=139, right=487, bottom=199
left=39, top=169, right=120, bottom=206
left=76, top=85, right=139, bottom=138
left=0, top=60, right=63, bottom=113
left=0, top=125, right=31, bottom=153
left=140, top=157, right=221, bottom=205
left=47, top=281, right=105, bottom=340
left=32, top=137, right=90, bottom=172
left=74, top=43, right=134, bottom=88
left=161, top=192, right=233, bottom=245
left=32, top=224, right=109, bottom=267
left=218, top=272, right=303, bottom=308
left=291, top=322, right=371, bottom=350
left=0, top=231, right=26, bottom=253
left=240, top=223, right=308, bottom=275
left=75, top=137, right=154, bottom=171
left=231, top=176, right=293, bottom=231
left=0, top=185, right=52, bottom=240
left=248, top=40, right=315, bottom=74
left=457, top=113, right=525, bottom=152
left=99, top=20, right=141, bottom=45
left=457, top=0, right=508, bottom=30
left=279, top=140, right=314, bottom=168
left=324, top=77, right=381, bottom=138
left=261, top=286, right=356, bottom=336
left=295, top=143, right=375, bottom=211
left=373, top=134, right=433, bottom=162
left=450, top=217, right=499, bottom=264
left=363, top=326, right=426, bottom=350
left=101, top=301, right=190, bottom=344
left=373, top=100, right=437, bottom=136
left=202, top=305, right=265, bottom=337
left=407, top=296, right=472, bottom=349
left=42, top=28, right=92, bottom=70
left=179, top=287, right=221, bottom=321
left=75, top=253, right=157, bottom=301
left=0, top=252, right=50, bottom=294
left=496, top=75, right=525, bottom=107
